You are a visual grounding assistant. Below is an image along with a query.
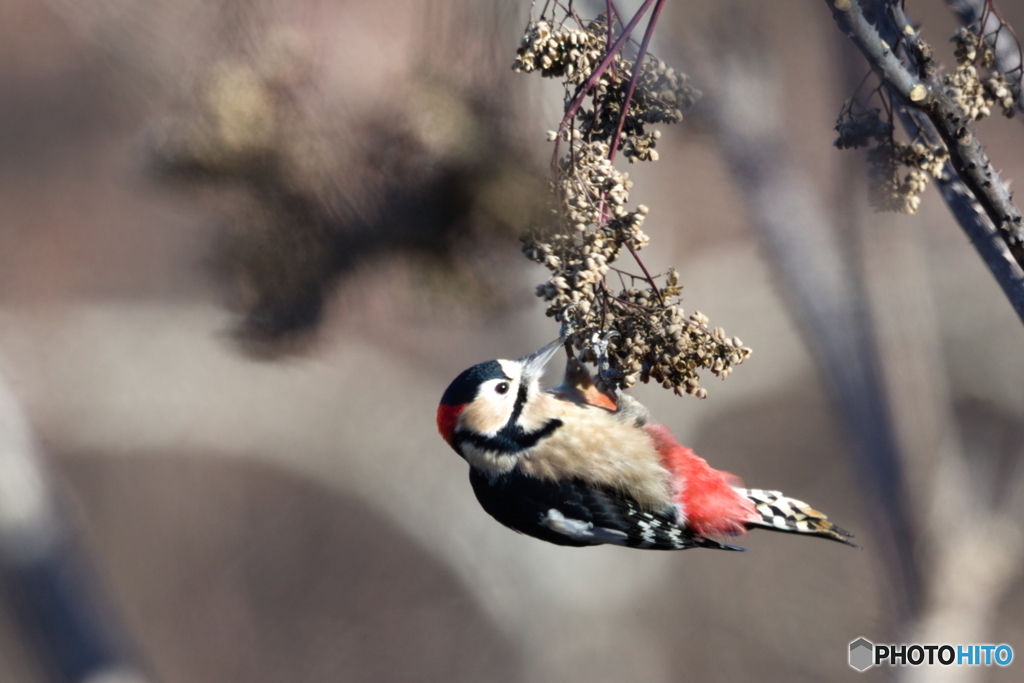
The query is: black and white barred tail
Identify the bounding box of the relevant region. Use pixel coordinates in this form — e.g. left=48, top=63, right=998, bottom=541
left=738, top=488, right=858, bottom=546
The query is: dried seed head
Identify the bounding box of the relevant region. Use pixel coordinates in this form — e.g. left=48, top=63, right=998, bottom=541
left=514, top=8, right=747, bottom=397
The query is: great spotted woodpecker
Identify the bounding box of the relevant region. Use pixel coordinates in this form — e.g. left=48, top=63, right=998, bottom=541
left=437, top=338, right=855, bottom=551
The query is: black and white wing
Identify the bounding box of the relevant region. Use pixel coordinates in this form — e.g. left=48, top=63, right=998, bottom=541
left=469, top=468, right=744, bottom=551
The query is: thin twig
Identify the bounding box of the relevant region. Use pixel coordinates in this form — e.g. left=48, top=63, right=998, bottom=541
left=605, top=0, right=667, bottom=302
left=552, top=0, right=657, bottom=166
left=898, top=105, right=1024, bottom=322
left=608, top=0, right=665, bottom=164
left=606, top=0, right=614, bottom=55
left=553, top=0, right=667, bottom=303
left=625, top=243, right=664, bottom=302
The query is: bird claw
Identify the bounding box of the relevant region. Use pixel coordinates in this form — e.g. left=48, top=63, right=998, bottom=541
left=558, top=302, right=582, bottom=341
left=590, top=330, right=620, bottom=381
left=586, top=330, right=648, bottom=425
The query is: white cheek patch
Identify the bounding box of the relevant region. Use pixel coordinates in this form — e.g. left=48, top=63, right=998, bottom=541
left=460, top=441, right=517, bottom=477
left=457, top=364, right=523, bottom=437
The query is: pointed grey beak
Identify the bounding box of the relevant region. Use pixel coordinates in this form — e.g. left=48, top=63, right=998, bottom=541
left=519, top=338, right=563, bottom=385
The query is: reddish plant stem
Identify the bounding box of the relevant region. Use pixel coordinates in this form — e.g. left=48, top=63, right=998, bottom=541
left=608, top=0, right=665, bottom=164
left=552, top=0, right=668, bottom=306
left=608, top=0, right=667, bottom=303
left=981, top=0, right=1024, bottom=78
left=607, top=1, right=624, bottom=26
left=625, top=242, right=663, bottom=303
left=551, top=0, right=657, bottom=167
left=606, top=0, right=614, bottom=55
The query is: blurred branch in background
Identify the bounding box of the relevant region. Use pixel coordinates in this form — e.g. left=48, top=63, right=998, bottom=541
left=819, top=1, right=1024, bottom=679
left=821, top=5, right=1024, bottom=673
left=0, top=370, right=151, bottom=683
left=699, top=20, right=919, bottom=622
left=857, top=92, right=1024, bottom=683
left=704, top=1, right=1024, bottom=669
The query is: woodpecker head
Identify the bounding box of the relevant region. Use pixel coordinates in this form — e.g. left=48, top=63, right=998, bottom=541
left=437, top=339, right=562, bottom=450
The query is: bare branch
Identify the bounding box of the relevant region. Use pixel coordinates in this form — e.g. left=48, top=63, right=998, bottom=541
left=711, top=52, right=919, bottom=618
left=896, top=106, right=1024, bottom=322
left=823, top=0, right=1024, bottom=276
left=553, top=0, right=658, bottom=163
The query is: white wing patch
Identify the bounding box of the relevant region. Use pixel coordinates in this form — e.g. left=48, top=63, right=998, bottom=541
left=635, top=518, right=657, bottom=548
left=621, top=501, right=693, bottom=549
left=541, top=509, right=628, bottom=545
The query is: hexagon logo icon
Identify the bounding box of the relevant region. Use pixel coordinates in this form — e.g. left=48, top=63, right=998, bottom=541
left=849, top=638, right=874, bottom=671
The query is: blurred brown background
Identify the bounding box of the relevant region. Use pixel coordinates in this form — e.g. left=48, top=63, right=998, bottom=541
left=0, top=1, right=1022, bottom=682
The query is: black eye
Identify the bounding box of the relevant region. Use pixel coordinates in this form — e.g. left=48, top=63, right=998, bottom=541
left=495, top=382, right=510, bottom=395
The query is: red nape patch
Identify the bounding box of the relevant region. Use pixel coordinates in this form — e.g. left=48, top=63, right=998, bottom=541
left=646, top=425, right=756, bottom=537
left=436, top=404, right=465, bottom=446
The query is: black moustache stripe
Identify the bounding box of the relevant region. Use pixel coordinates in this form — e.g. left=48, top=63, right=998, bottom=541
left=456, top=418, right=563, bottom=455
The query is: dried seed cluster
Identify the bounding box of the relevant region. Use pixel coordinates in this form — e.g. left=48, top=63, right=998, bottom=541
left=577, top=57, right=701, bottom=163
left=947, top=27, right=1018, bottom=119
left=835, top=23, right=1020, bottom=216
left=868, top=140, right=950, bottom=214
left=572, top=288, right=751, bottom=399
left=834, top=107, right=892, bottom=150
left=516, top=11, right=749, bottom=397
left=513, top=19, right=606, bottom=84
left=835, top=108, right=949, bottom=214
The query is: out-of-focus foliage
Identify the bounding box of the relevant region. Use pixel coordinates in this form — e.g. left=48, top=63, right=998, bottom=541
left=151, top=28, right=549, bottom=347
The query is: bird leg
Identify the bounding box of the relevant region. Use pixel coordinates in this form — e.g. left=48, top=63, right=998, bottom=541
left=612, top=389, right=650, bottom=427
left=591, top=331, right=650, bottom=427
